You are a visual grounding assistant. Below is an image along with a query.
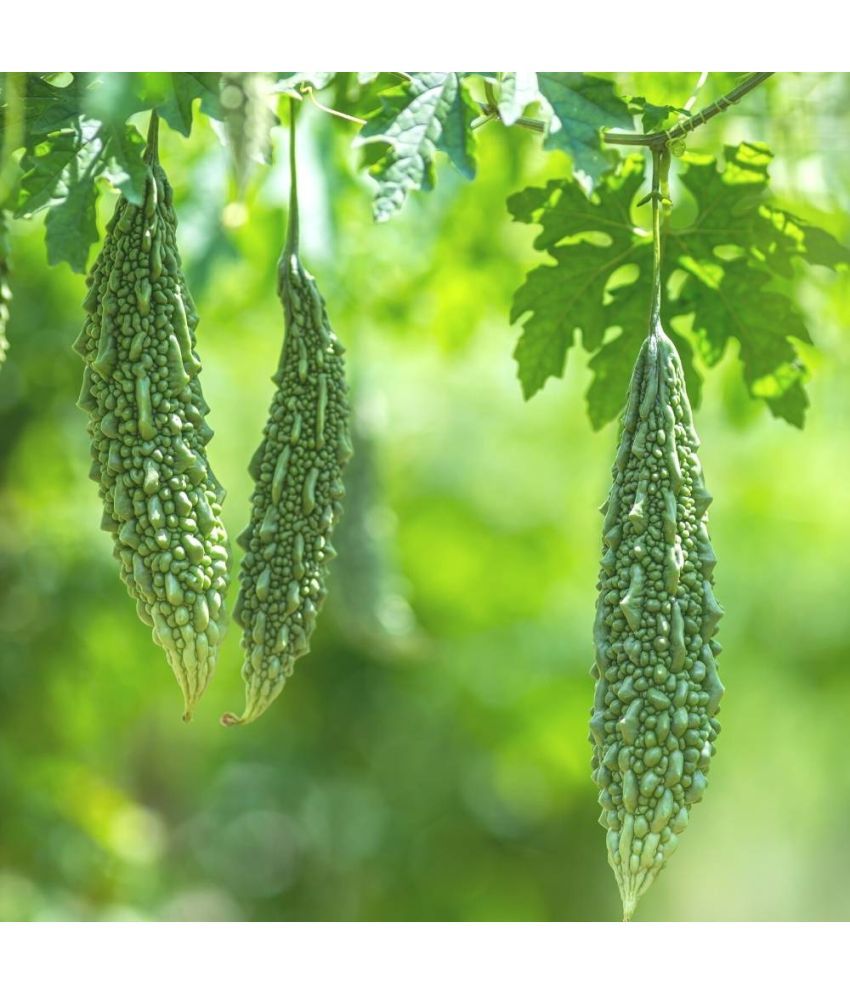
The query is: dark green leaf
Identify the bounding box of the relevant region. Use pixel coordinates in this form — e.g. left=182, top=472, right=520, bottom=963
left=101, top=123, right=147, bottom=204
left=158, top=73, right=222, bottom=135
left=45, top=164, right=99, bottom=272
left=509, top=156, right=650, bottom=399
left=511, top=142, right=847, bottom=427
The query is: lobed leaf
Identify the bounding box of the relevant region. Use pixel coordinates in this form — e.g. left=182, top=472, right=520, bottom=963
left=510, top=142, right=848, bottom=428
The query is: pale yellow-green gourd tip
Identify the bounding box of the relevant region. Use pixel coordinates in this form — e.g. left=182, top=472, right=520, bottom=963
left=74, top=114, right=230, bottom=720
left=590, top=325, right=723, bottom=920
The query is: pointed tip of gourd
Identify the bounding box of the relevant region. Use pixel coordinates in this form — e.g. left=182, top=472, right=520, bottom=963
left=622, top=897, right=636, bottom=922
left=220, top=711, right=243, bottom=727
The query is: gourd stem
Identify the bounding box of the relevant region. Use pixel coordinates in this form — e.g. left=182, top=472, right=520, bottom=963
left=284, top=100, right=300, bottom=260
left=145, top=110, right=159, bottom=164
left=648, top=145, right=670, bottom=334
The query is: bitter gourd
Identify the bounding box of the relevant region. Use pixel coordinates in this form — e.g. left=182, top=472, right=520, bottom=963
left=0, top=210, right=11, bottom=368
left=590, top=325, right=723, bottom=920
left=74, top=113, right=230, bottom=719
left=224, top=112, right=351, bottom=726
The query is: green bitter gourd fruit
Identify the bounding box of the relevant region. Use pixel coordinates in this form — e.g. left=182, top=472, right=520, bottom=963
left=0, top=210, right=11, bottom=368
left=74, top=113, right=230, bottom=719
left=223, top=110, right=351, bottom=726
left=590, top=325, right=723, bottom=920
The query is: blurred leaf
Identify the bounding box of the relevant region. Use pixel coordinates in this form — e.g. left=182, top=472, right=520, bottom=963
left=497, top=73, right=541, bottom=126
left=628, top=95, right=688, bottom=134
left=275, top=72, right=337, bottom=94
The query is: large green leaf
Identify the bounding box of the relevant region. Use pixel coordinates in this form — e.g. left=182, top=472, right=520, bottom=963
left=16, top=115, right=147, bottom=271
left=511, top=143, right=849, bottom=428
left=508, top=155, right=651, bottom=401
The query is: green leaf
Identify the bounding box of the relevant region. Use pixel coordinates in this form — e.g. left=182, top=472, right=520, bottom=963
left=44, top=161, right=100, bottom=273
left=17, top=116, right=146, bottom=216
left=628, top=95, right=688, bottom=134
left=679, top=260, right=811, bottom=424
left=497, top=72, right=540, bottom=126
left=16, top=113, right=147, bottom=268
left=508, top=156, right=650, bottom=400
left=537, top=73, right=633, bottom=186
left=511, top=142, right=848, bottom=427
left=16, top=128, right=89, bottom=216
left=355, top=72, right=476, bottom=221
left=101, top=123, right=147, bottom=203
left=158, top=73, right=222, bottom=136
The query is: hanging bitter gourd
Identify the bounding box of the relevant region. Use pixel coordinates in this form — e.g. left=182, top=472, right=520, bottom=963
left=224, top=110, right=351, bottom=726
left=591, top=326, right=723, bottom=919
left=0, top=210, right=11, bottom=368
left=74, top=113, right=230, bottom=719
left=590, top=149, right=723, bottom=920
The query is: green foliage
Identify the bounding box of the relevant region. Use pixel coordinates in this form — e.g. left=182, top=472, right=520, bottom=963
left=74, top=122, right=230, bottom=718
left=229, top=239, right=352, bottom=726
left=1, top=73, right=222, bottom=271
left=536, top=73, right=632, bottom=185
left=6, top=72, right=841, bottom=429
left=510, top=142, right=849, bottom=428
left=355, top=72, right=478, bottom=221
left=591, top=328, right=722, bottom=919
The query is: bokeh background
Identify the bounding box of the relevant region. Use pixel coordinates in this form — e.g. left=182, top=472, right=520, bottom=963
left=1, top=72, right=849, bottom=921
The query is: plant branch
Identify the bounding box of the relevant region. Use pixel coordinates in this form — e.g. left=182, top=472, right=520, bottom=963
left=603, top=72, right=774, bottom=148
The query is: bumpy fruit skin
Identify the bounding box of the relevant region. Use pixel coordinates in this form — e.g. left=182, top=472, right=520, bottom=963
left=0, top=210, right=11, bottom=368
left=224, top=251, right=351, bottom=725
left=74, top=133, right=230, bottom=719
left=590, top=327, right=723, bottom=920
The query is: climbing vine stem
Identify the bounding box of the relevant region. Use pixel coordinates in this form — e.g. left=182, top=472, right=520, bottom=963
left=603, top=72, right=774, bottom=149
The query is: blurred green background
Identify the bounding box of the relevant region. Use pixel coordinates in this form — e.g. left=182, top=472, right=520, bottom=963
left=1, top=72, right=849, bottom=921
